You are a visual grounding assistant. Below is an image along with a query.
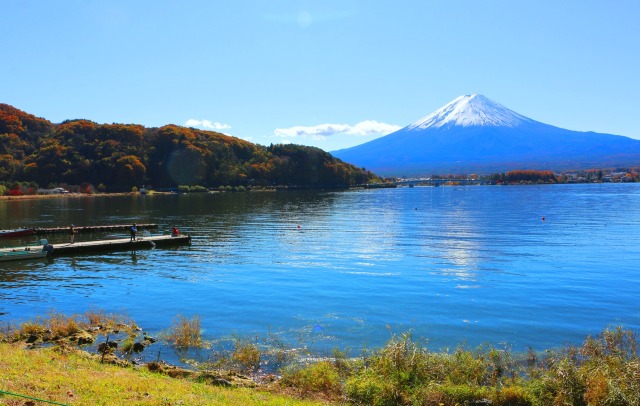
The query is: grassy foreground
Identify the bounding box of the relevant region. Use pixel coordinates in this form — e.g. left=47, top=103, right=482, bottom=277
left=1, top=311, right=639, bottom=405
left=0, top=342, right=320, bottom=406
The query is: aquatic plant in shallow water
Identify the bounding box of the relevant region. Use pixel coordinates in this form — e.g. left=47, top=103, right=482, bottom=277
left=165, top=315, right=203, bottom=348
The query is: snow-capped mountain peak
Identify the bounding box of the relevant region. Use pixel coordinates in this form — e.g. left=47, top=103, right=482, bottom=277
left=407, top=94, right=536, bottom=130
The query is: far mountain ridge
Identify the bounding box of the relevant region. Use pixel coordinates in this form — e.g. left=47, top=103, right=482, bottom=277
left=332, top=94, right=640, bottom=176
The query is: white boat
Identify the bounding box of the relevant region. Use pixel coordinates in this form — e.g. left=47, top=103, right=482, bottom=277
left=0, top=239, right=53, bottom=262
left=0, top=248, right=49, bottom=262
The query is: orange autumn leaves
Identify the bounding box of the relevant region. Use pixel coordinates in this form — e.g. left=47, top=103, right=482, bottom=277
left=0, top=104, right=379, bottom=191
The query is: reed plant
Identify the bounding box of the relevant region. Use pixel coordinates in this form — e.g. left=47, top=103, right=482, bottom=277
left=45, top=310, right=81, bottom=337
left=166, top=315, right=203, bottom=348
left=83, top=308, right=132, bottom=329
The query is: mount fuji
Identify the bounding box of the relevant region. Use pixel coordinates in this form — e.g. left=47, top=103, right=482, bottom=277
left=332, top=94, right=640, bottom=176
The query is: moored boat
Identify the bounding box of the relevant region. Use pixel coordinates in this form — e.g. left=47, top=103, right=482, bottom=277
left=0, top=247, right=49, bottom=262
left=0, top=228, right=36, bottom=238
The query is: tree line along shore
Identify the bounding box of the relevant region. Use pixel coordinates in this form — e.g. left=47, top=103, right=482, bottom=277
left=1, top=103, right=380, bottom=194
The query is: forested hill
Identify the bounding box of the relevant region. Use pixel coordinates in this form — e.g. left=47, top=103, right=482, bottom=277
left=0, top=103, right=380, bottom=192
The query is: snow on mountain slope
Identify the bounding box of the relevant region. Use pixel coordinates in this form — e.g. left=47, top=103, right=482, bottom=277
left=407, top=94, right=536, bottom=130
left=332, top=93, right=640, bottom=176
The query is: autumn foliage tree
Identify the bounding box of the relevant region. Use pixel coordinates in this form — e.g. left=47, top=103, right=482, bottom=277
left=0, top=103, right=380, bottom=192
left=504, top=170, right=558, bottom=183
left=114, top=155, right=146, bottom=189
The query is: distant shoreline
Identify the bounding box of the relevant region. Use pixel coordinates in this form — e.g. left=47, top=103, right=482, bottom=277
left=0, top=192, right=149, bottom=201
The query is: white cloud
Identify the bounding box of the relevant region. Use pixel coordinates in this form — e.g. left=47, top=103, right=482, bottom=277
left=186, top=119, right=231, bottom=131
left=274, top=120, right=401, bottom=140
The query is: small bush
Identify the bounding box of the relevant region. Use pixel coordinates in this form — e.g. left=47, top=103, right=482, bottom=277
left=493, top=385, right=534, bottom=406
left=232, top=338, right=262, bottom=372
left=46, top=311, right=80, bottom=337
left=166, top=315, right=202, bottom=348
left=446, top=347, right=489, bottom=385
left=17, top=322, right=45, bottom=339
left=281, top=361, right=342, bottom=398
left=345, top=372, right=400, bottom=405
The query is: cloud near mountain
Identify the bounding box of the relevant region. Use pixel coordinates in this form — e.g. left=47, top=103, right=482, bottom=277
left=274, top=120, right=401, bottom=141
left=185, top=119, right=231, bottom=131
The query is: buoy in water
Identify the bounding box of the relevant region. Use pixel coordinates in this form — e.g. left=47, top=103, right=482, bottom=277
left=541, top=217, right=545, bottom=221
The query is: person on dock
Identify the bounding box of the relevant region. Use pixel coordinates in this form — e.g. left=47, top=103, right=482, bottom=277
left=171, top=226, right=180, bottom=237
left=69, top=224, right=77, bottom=244
left=130, top=223, right=137, bottom=241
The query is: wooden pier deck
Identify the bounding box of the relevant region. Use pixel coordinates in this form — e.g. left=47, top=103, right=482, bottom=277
left=35, top=223, right=159, bottom=235
left=0, top=234, right=191, bottom=258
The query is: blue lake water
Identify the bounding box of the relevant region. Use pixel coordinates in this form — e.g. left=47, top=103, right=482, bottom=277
left=1, top=183, right=639, bottom=354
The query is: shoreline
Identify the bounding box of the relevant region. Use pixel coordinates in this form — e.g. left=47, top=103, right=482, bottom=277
left=2, top=310, right=638, bottom=405
left=0, top=191, right=173, bottom=201
left=2, top=181, right=632, bottom=202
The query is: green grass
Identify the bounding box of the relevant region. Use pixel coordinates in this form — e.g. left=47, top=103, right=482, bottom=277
left=0, top=342, right=322, bottom=406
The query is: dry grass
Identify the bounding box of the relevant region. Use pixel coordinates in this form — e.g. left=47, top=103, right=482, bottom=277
left=83, top=308, right=137, bottom=331
left=4, top=310, right=139, bottom=343
left=45, top=310, right=81, bottom=337
left=8, top=311, right=81, bottom=341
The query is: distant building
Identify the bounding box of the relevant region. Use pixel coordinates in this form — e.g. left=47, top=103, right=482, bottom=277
left=38, top=187, right=69, bottom=194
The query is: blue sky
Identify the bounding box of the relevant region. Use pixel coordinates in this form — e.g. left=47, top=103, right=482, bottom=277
left=2, top=1, right=639, bottom=151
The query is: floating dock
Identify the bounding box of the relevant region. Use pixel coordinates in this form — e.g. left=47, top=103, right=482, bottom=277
left=0, top=234, right=191, bottom=258
left=35, top=223, right=159, bottom=235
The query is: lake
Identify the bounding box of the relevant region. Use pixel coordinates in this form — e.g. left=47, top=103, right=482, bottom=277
left=1, top=183, right=639, bottom=355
